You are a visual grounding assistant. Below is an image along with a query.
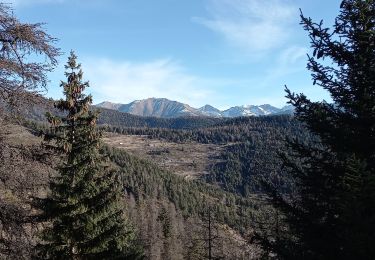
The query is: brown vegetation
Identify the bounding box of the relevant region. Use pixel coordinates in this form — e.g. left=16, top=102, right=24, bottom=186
left=0, top=3, right=59, bottom=108
left=0, top=122, right=53, bottom=259
left=103, top=133, right=227, bottom=179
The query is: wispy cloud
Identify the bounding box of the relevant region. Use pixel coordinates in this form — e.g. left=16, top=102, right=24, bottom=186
left=240, top=45, right=308, bottom=107
left=274, top=45, right=308, bottom=76
left=194, top=0, right=297, bottom=54
left=266, top=45, right=308, bottom=82
left=82, top=58, right=218, bottom=107
left=79, top=53, right=307, bottom=109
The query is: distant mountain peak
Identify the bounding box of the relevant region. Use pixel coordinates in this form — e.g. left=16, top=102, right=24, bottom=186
left=96, top=101, right=122, bottom=111
left=96, top=98, right=293, bottom=118
left=200, top=104, right=216, bottom=109
left=198, top=104, right=222, bottom=117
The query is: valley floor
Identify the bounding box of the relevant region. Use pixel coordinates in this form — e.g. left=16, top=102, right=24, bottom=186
left=103, top=133, right=227, bottom=179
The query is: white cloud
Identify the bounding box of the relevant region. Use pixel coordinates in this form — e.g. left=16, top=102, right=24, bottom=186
left=194, top=0, right=297, bottom=53
left=237, top=45, right=308, bottom=107
left=257, top=45, right=307, bottom=87
left=278, top=46, right=307, bottom=66
left=271, top=45, right=308, bottom=79
left=82, top=58, right=216, bottom=107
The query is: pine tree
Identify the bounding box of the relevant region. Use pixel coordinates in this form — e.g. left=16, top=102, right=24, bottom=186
left=260, top=1, right=375, bottom=259
left=37, top=51, right=143, bottom=259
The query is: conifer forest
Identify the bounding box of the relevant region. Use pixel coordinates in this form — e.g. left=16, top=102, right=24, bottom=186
left=0, top=1, right=374, bottom=259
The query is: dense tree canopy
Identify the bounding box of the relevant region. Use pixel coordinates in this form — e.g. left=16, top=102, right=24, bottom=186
left=260, top=1, right=375, bottom=259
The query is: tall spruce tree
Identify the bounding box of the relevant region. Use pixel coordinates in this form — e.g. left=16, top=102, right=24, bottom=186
left=260, top=1, right=375, bottom=259
left=37, top=52, right=143, bottom=259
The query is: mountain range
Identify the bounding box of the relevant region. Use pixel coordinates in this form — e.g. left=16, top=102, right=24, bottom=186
left=96, top=98, right=294, bottom=118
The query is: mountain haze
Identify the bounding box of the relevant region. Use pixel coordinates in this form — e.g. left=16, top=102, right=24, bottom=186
left=96, top=98, right=294, bottom=118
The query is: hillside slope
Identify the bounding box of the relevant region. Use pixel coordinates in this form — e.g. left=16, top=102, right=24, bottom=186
left=0, top=122, right=261, bottom=259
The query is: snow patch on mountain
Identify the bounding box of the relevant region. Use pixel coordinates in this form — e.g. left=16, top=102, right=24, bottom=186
left=96, top=98, right=294, bottom=118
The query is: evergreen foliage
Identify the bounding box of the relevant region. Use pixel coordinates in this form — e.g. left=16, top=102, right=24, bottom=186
left=100, top=115, right=307, bottom=196
left=103, top=144, right=258, bottom=233
left=103, top=145, right=259, bottom=258
left=101, top=115, right=296, bottom=144
left=37, top=52, right=143, bottom=259
left=97, top=108, right=223, bottom=130
left=260, top=1, right=375, bottom=259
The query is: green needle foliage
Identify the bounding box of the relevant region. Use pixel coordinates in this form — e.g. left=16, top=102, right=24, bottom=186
left=36, top=51, right=143, bottom=259
left=260, top=1, right=375, bottom=259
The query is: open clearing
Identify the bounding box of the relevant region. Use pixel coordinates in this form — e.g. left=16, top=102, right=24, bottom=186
left=103, top=133, right=225, bottom=179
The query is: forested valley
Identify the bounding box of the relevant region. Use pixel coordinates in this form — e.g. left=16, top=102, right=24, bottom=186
left=14, top=95, right=299, bottom=258
left=1, top=0, right=375, bottom=259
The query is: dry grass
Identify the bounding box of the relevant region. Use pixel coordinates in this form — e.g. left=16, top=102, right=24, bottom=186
left=103, top=133, right=226, bottom=179
left=1, top=123, right=41, bottom=146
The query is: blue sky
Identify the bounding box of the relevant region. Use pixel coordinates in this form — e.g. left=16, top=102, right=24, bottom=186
left=10, top=0, right=341, bottom=109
